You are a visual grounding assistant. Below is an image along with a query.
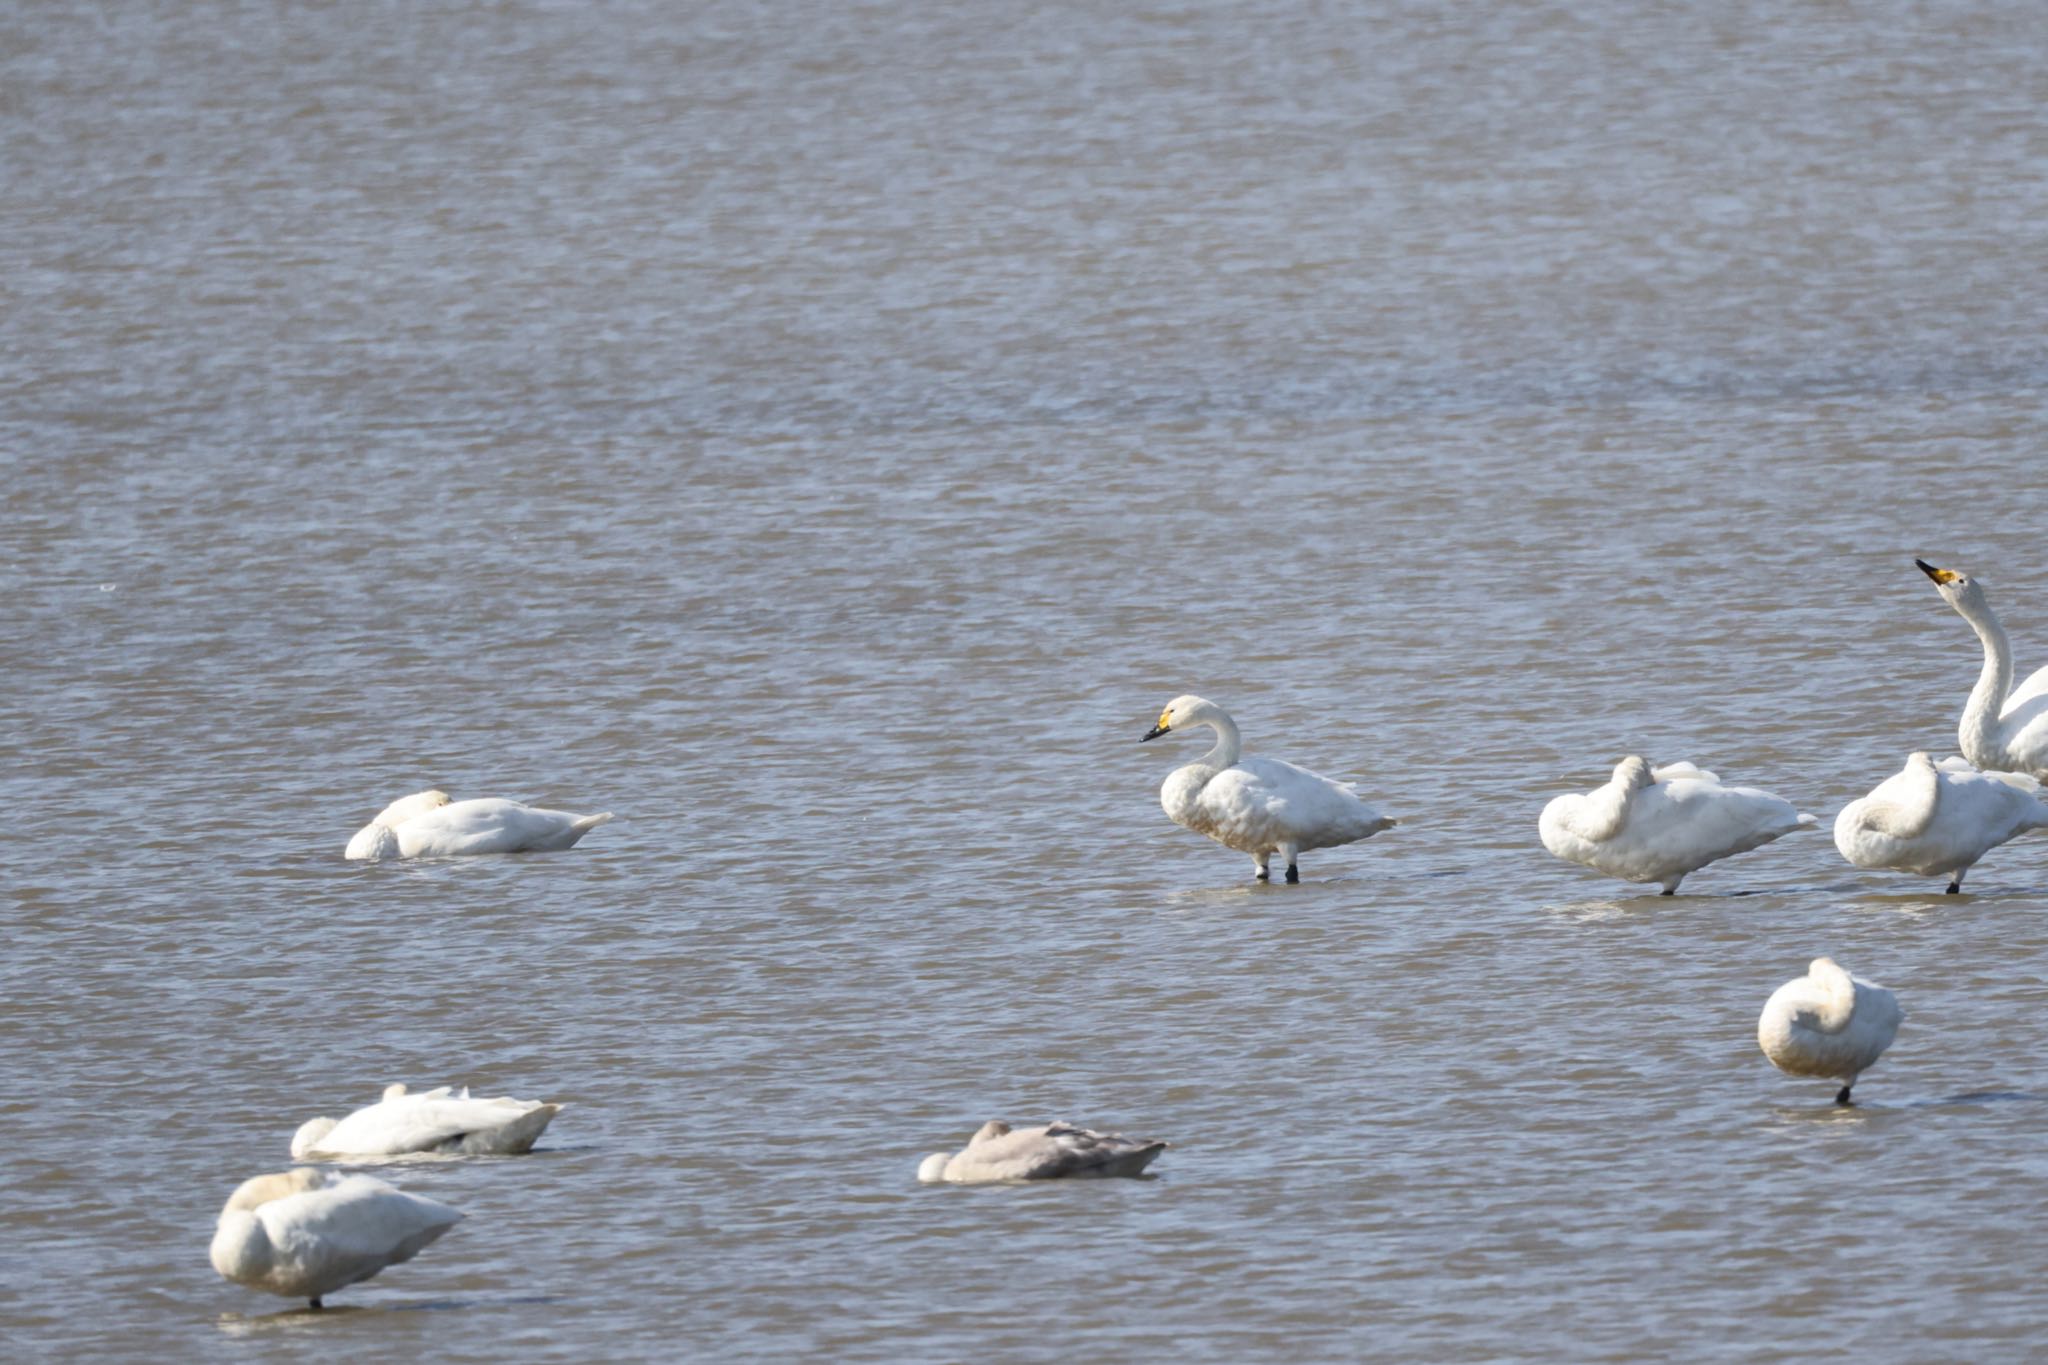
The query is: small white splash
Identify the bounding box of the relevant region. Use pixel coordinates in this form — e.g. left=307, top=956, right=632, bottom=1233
left=98, top=583, right=117, bottom=592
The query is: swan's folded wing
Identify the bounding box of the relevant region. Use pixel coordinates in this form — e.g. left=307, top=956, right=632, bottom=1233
left=1651, top=762, right=1719, bottom=785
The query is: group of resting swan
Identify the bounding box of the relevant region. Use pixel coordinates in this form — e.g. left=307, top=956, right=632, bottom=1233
left=1145, top=562, right=2048, bottom=896
left=211, top=558, right=2036, bottom=1310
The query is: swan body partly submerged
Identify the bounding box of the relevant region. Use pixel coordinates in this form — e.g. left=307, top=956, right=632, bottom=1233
left=1757, top=957, right=1902, bottom=1104
left=291, top=1083, right=563, bottom=1160
left=1141, top=695, right=1394, bottom=882
left=345, top=790, right=612, bottom=860
left=1918, top=559, right=2048, bottom=779
left=209, top=1167, right=461, bottom=1308
left=1833, top=751, right=2048, bottom=892
left=916, top=1120, right=1168, bottom=1183
left=1538, top=757, right=1816, bottom=894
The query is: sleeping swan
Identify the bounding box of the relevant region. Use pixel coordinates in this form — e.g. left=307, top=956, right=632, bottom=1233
left=210, top=1167, right=462, bottom=1309
left=1833, top=752, right=2048, bottom=893
left=916, top=1120, right=1168, bottom=1183
left=1757, top=957, right=1902, bottom=1105
left=291, top=1083, right=563, bottom=1160
left=1538, top=757, right=1816, bottom=895
left=345, top=790, right=612, bottom=860
left=1917, top=559, right=2048, bottom=779
left=1141, top=695, right=1394, bottom=883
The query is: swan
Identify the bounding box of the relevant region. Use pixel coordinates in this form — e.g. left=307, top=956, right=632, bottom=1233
left=1917, top=559, right=2048, bottom=778
left=209, top=1167, right=462, bottom=1309
left=1140, top=695, right=1394, bottom=882
left=1757, top=957, right=1903, bottom=1104
left=345, top=789, right=613, bottom=860
left=1538, top=757, right=1816, bottom=894
left=291, top=1083, right=563, bottom=1159
left=1833, top=751, right=2048, bottom=893
left=916, top=1120, right=1168, bottom=1183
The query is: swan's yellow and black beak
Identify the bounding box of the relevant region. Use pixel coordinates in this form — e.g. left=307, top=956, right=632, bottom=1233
left=1141, top=711, right=1172, bottom=742
left=1916, top=558, right=1960, bottom=585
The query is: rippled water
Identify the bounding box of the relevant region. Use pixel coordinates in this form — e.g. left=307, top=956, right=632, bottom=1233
left=7, top=1, right=2048, bottom=1358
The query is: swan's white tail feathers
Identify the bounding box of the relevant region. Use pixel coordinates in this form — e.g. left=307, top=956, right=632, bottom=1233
left=1794, top=812, right=1819, bottom=827
left=572, top=812, right=614, bottom=834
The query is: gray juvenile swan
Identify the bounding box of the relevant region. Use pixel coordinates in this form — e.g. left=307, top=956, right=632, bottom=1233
left=1141, top=694, right=1394, bottom=883
left=916, top=1120, right=1168, bottom=1183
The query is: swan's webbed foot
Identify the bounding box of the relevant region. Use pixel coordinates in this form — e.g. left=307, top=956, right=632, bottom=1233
left=1834, top=1085, right=1853, bottom=1106
left=1945, top=881, right=1961, bottom=894
left=309, top=1297, right=324, bottom=1311
left=1659, top=886, right=1676, bottom=896
left=1254, top=869, right=1269, bottom=882
left=1284, top=866, right=1300, bottom=884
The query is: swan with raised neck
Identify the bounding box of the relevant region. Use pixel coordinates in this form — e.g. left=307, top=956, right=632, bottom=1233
left=1140, top=694, right=1394, bottom=883
left=1918, top=558, right=2048, bottom=778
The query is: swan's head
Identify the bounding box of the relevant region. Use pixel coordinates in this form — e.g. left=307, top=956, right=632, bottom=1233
left=382, top=1082, right=411, bottom=1101
left=1611, top=756, right=1655, bottom=790
left=969, top=1119, right=1012, bottom=1145
left=1141, top=695, right=1216, bottom=742
left=1917, top=558, right=1988, bottom=613
left=369, top=789, right=451, bottom=827
left=289, top=1117, right=338, bottom=1160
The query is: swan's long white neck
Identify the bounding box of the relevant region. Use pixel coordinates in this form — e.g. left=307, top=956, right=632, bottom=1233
left=1955, top=596, right=2014, bottom=768
left=1185, top=712, right=1242, bottom=770
left=1803, top=959, right=1858, bottom=1033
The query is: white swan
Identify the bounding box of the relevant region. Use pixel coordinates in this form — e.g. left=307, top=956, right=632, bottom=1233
left=916, top=1120, right=1168, bottom=1183
left=345, top=790, right=613, bottom=860
left=1918, top=559, right=2048, bottom=778
left=1538, top=757, right=1816, bottom=895
left=291, top=1083, right=562, bottom=1160
left=1140, top=695, right=1394, bottom=882
left=1757, top=957, right=1903, bottom=1105
left=1833, top=751, right=2048, bottom=893
left=210, top=1167, right=462, bottom=1309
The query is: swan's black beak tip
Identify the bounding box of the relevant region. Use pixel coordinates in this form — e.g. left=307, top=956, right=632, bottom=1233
left=1141, top=725, right=1169, bottom=743
left=1914, top=557, right=1940, bottom=577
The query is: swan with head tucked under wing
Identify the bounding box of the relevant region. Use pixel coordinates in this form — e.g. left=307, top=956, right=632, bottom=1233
left=209, top=1167, right=462, bottom=1310
left=916, top=1120, right=1168, bottom=1184
left=1758, top=957, right=1902, bottom=1105
left=1538, top=757, right=1816, bottom=895
left=1833, top=751, right=2048, bottom=893
left=291, top=1083, right=563, bottom=1160
left=345, top=789, right=612, bottom=860
left=1917, top=559, right=2048, bottom=780
left=1140, top=695, right=1394, bottom=883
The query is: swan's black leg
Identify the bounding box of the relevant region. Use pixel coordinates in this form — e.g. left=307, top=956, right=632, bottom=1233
left=1255, top=869, right=1269, bottom=881
left=1660, top=886, right=1676, bottom=896
left=309, top=1297, right=324, bottom=1310
left=1834, top=1085, right=1852, bottom=1106
left=1946, top=880, right=1961, bottom=894
left=1284, top=865, right=1299, bottom=884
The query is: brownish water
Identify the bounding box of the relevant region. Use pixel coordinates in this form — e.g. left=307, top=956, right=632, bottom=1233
left=6, top=1, right=2048, bottom=1359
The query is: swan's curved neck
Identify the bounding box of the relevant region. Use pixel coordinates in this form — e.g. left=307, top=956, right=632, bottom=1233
left=1956, top=598, right=2014, bottom=767
left=1189, top=714, right=1241, bottom=770
left=1573, top=777, right=1635, bottom=842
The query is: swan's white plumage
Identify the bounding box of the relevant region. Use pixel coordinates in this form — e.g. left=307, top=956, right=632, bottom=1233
left=209, top=1167, right=461, bottom=1307
left=916, top=1120, right=1168, bottom=1183
left=290, top=1083, right=563, bottom=1159
left=346, top=790, right=612, bottom=860
left=1757, top=957, right=1902, bottom=1101
left=1538, top=756, right=1816, bottom=893
left=1142, top=695, right=1393, bottom=881
left=1833, top=751, right=2048, bottom=890
left=1919, top=559, right=2048, bottom=779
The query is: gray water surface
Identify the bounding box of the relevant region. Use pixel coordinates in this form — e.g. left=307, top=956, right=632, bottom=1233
left=6, top=1, right=2048, bottom=1359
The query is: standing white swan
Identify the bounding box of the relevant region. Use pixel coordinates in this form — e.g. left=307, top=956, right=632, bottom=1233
left=1917, top=559, right=2048, bottom=779
left=291, top=1083, right=563, bottom=1160
left=345, top=790, right=613, bottom=860
left=1140, top=695, right=1394, bottom=883
left=916, top=1120, right=1168, bottom=1183
left=209, top=1168, right=462, bottom=1309
left=1538, top=757, right=1817, bottom=895
left=1833, top=752, right=2048, bottom=893
left=1757, top=957, right=1902, bottom=1105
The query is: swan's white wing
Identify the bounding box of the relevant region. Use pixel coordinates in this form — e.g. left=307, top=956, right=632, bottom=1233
left=1650, top=762, right=1719, bottom=785
left=393, top=799, right=608, bottom=856
left=313, top=1092, right=554, bottom=1156
left=258, top=1175, right=461, bottom=1295
left=1206, top=757, right=1390, bottom=851
left=1623, top=779, right=1808, bottom=872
